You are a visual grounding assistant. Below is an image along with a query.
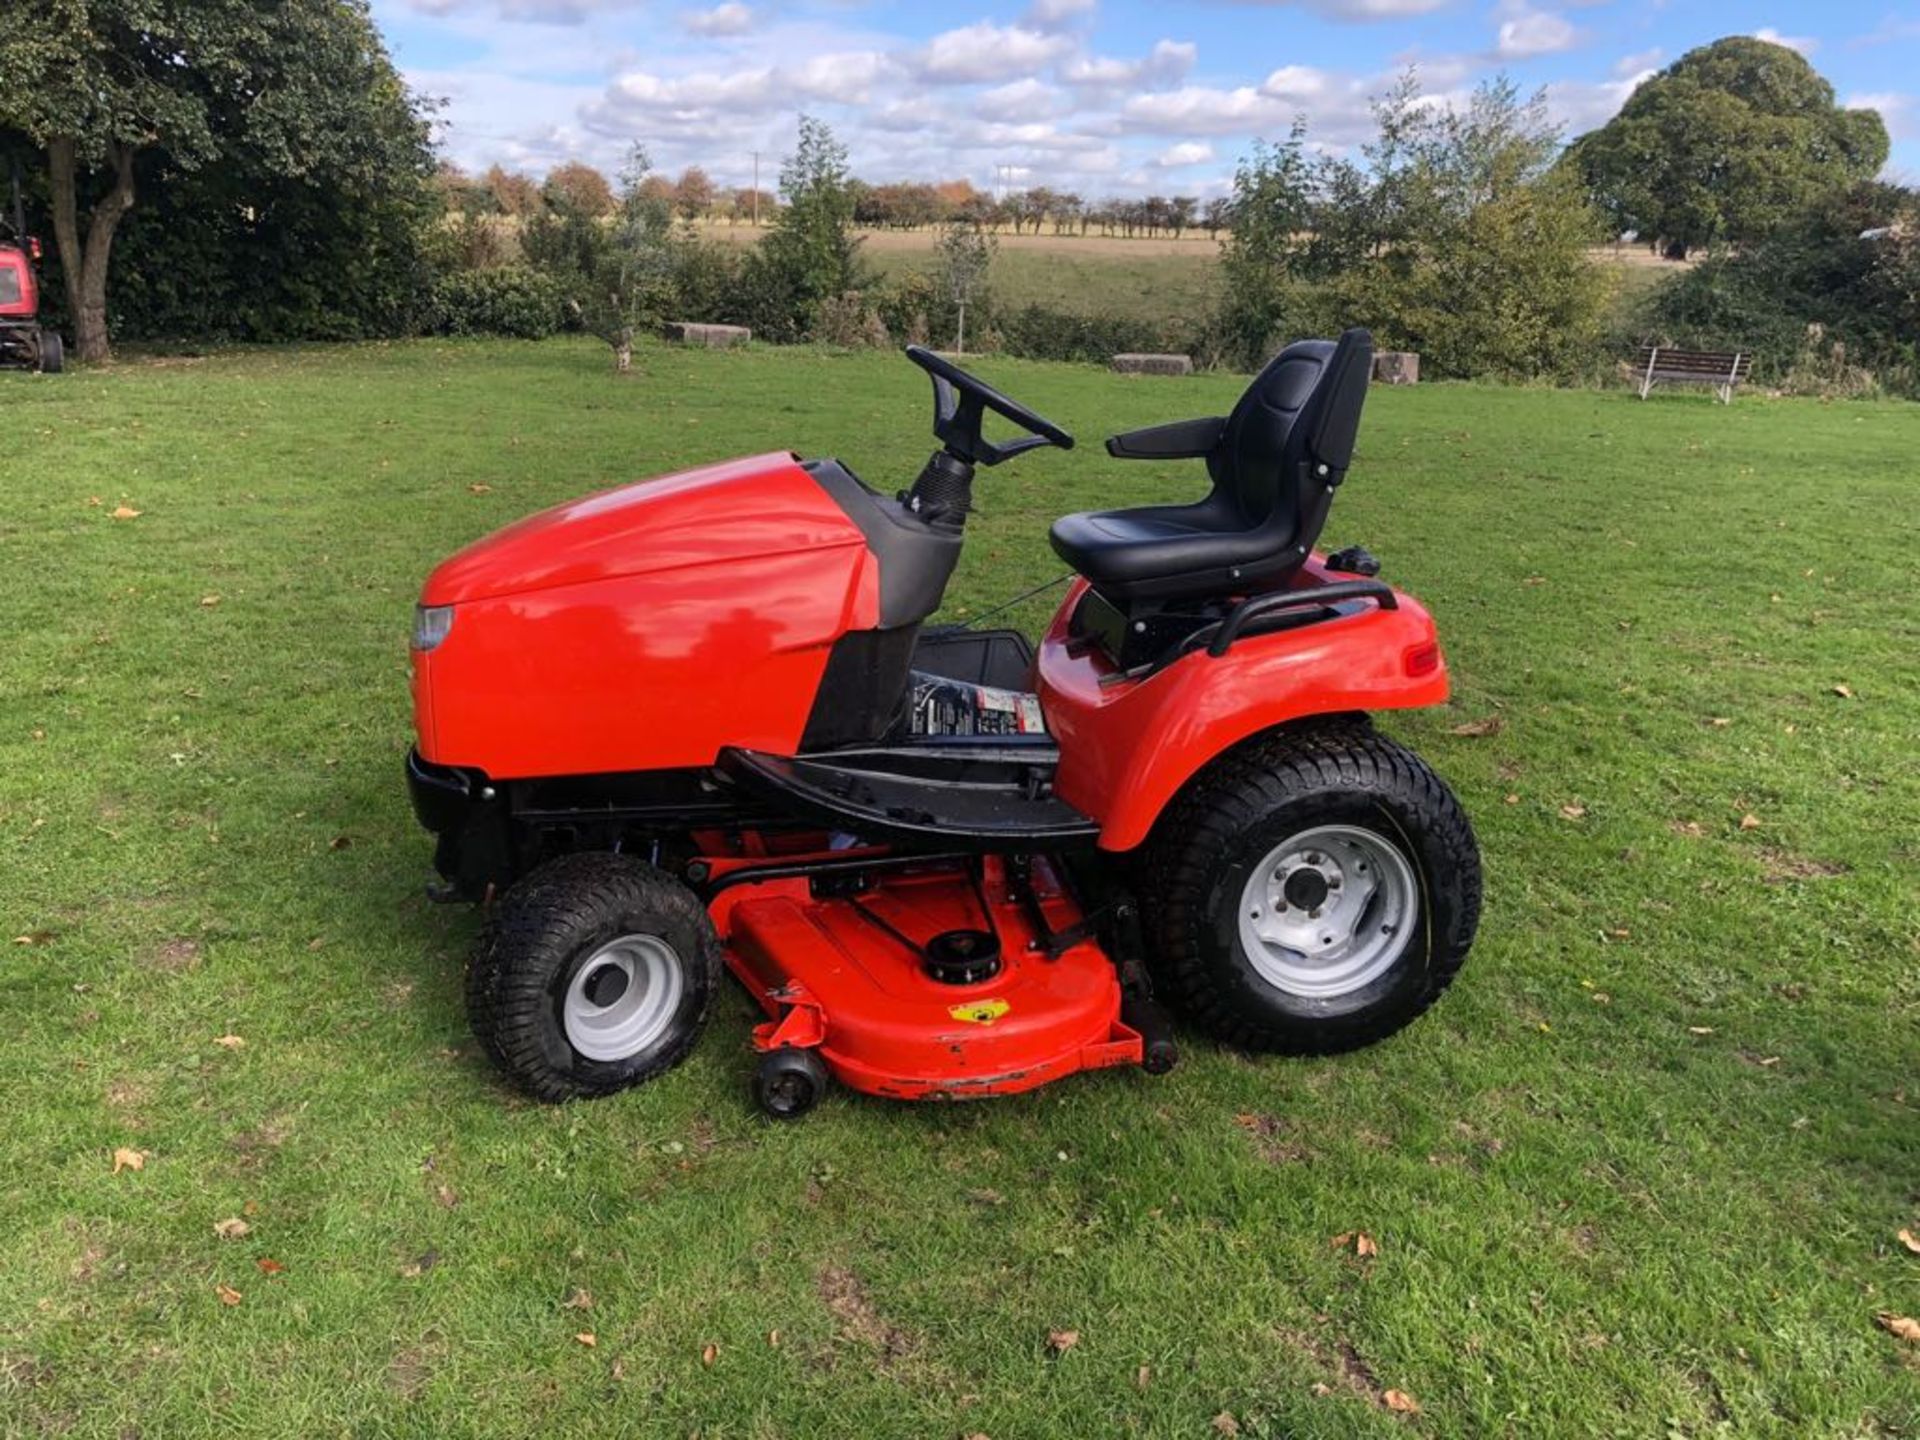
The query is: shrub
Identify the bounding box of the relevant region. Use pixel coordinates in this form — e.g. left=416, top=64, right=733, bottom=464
left=1645, top=182, right=1919, bottom=396
left=810, top=291, right=891, bottom=348
left=996, top=305, right=1196, bottom=364
left=429, top=268, right=565, bottom=339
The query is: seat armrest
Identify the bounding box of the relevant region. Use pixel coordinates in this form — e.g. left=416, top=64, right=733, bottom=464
left=1104, top=416, right=1225, bottom=461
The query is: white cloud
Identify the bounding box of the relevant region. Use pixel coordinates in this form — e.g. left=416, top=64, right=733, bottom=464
left=1153, top=141, right=1214, bottom=167
left=1121, top=85, right=1290, bottom=136
left=975, top=78, right=1065, bottom=123
left=1613, top=47, right=1662, bottom=77
left=913, top=23, right=1074, bottom=84
left=1495, top=9, right=1579, bottom=60
left=1231, top=0, right=1449, bottom=19
left=407, top=0, right=640, bottom=20
left=1060, top=38, right=1196, bottom=89
left=1753, top=27, right=1817, bottom=56
left=1260, top=65, right=1332, bottom=101
left=1543, top=72, right=1650, bottom=137
left=682, top=2, right=752, bottom=37
left=1025, top=0, right=1096, bottom=29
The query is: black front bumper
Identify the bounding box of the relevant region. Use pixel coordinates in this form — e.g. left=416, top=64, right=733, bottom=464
left=406, top=749, right=510, bottom=899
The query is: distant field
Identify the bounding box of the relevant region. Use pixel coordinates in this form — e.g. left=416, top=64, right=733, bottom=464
left=702, top=221, right=1688, bottom=329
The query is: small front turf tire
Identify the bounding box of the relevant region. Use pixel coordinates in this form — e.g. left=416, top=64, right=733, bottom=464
left=752, top=1047, right=829, bottom=1120
left=1143, top=724, right=1481, bottom=1055
left=37, top=331, right=63, bottom=374
left=467, top=852, right=719, bottom=1102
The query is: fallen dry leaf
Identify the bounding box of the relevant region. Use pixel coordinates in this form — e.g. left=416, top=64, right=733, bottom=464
left=215, top=1283, right=243, bottom=1307
left=1758, top=1055, right=1781, bottom=1067
left=14, top=930, right=56, bottom=946
left=1671, top=820, right=1705, bottom=838
left=573, top=1332, right=596, bottom=1348
left=1739, top=813, right=1762, bottom=831
left=563, top=1288, right=593, bottom=1311
left=200, top=594, right=221, bottom=608
left=1047, top=1329, right=1080, bottom=1354
left=1898, top=1229, right=1920, bottom=1256
left=1687, top=1026, right=1715, bottom=1036
left=1449, top=715, right=1505, bottom=738
left=1559, top=804, right=1587, bottom=821
left=434, top=1184, right=459, bottom=1209
left=1211, top=1413, right=1241, bottom=1437
left=213, top=1217, right=251, bottom=1240
left=1331, top=1231, right=1379, bottom=1257
left=328, top=834, right=352, bottom=851
left=213, top=1034, right=245, bottom=1050
left=1503, top=792, right=1520, bottom=805
left=1832, top=683, right=1854, bottom=699
left=1135, top=1364, right=1151, bottom=1391
left=1708, top=717, right=1732, bottom=728
left=111, top=1147, right=147, bottom=1174
left=1383, top=1389, right=1421, bottom=1414
left=110, top=505, right=142, bottom=520
left=398, top=1249, right=439, bottom=1279
left=1877, top=1313, right=1920, bottom=1343
left=767, top=1329, right=780, bottom=1348
left=701, top=1342, right=718, bottom=1368
left=468, top=483, right=493, bottom=495
left=256, top=1258, right=285, bottom=1275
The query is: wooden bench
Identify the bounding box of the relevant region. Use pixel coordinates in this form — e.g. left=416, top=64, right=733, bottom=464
left=1635, top=346, right=1750, bottom=404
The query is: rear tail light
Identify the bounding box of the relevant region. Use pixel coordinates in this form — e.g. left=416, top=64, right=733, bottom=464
left=1403, top=642, right=1441, bottom=677
left=412, top=604, right=455, bottom=652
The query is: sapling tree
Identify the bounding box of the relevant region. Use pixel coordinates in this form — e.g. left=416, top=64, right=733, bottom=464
left=571, top=145, right=677, bottom=372
left=937, top=220, right=995, bottom=354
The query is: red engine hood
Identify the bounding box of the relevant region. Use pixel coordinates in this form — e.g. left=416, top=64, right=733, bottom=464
left=421, top=451, right=865, bottom=605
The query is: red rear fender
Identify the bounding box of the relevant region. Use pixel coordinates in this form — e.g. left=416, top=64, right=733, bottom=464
left=1037, top=569, right=1450, bottom=852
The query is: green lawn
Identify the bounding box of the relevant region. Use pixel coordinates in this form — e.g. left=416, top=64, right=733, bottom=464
left=2, top=338, right=1916, bottom=1438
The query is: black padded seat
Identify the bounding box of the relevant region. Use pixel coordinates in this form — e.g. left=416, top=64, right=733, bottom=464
left=1050, top=329, right=1373, bottom=602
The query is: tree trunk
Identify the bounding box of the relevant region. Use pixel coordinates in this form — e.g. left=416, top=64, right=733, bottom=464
left=614, top=328, right=633, bottom=372
left=47, top=137, right=137, bottom=364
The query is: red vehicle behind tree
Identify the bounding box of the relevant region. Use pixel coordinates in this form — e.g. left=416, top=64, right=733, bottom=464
left=1, top=168, right=62, bottom=374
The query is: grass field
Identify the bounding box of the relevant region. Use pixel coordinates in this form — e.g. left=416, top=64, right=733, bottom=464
left=703, top=222, right=1684, bottom=327
left=3, top=338, right=1917, bottom=1438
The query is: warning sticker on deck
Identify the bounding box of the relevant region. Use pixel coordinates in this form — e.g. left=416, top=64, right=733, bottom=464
left=948, top=999, right=1011, bottom=1025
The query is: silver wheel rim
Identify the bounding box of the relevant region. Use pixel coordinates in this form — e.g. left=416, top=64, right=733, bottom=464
left=1236, top=823, right=1418, bottom=999
left=561, top=934, right=684, bottom=1061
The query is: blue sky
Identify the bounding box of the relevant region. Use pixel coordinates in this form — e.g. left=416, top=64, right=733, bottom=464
left=370, top=0, right=1918, bottom=196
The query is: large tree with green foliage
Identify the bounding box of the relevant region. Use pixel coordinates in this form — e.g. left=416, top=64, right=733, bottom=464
left=1217, top=75, right=1607, bottom=379
left=742, top=116, right=866, bottom=342
left=1566, top=37, right=1889, bottom=258
left=0, top=0, right=433, bottom=361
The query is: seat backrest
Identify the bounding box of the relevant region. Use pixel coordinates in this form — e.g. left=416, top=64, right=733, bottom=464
left=1209, top=328, right=1374, bottom=529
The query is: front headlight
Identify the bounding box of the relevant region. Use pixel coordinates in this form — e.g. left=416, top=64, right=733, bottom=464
left=412, top=603, right=455, bottom=652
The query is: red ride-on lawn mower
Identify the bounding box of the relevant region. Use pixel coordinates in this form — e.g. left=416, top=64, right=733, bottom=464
left=407, top=330, right=1482, bottom=1117
left=1, top=167, right=62, bottom=374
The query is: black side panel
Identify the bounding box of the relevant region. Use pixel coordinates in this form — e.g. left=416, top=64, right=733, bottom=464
left=800, top=624, right=922, bottom=750
left=909, top=625, right=1036, bottom=690
left=807, top=458, right=962, bottom=628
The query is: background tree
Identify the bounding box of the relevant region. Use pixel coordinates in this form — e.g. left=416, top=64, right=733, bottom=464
left=674, top=166, right=715, bottom=224
left=485, top=165, right=542, bottom=218
left=732, top=186, right=774, bottom=226
left=743, top=115, right=865, bottom=342
left=542, top=161, right=612, bottom=219
left=937, top=220, right=995, bottom=353
left=1565, top=37, right=1889, bottom=258
left=571, top=145, right=677, bottom=372
left=0, top=0, right=433, bottom=362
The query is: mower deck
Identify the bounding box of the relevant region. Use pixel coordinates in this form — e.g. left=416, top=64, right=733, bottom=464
left=709, top=851, right=1147, bottom=1099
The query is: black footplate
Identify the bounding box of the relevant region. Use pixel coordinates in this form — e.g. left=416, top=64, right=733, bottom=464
left=720, top=739, right=1098, bottom=848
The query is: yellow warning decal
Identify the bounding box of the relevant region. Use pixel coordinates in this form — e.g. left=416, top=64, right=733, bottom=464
left=948, top=999, right=1011, bottom=1025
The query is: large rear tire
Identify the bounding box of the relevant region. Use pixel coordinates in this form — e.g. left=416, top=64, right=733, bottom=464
left=37, top=330, right=62, bottom=374
left=1142, top=724, right=1480, bottom=1055
left=467, top=852, right=719, bottom=1102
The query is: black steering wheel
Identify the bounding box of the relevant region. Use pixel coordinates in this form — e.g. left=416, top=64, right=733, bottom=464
left=905, top=345, right=1075, bottom=467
